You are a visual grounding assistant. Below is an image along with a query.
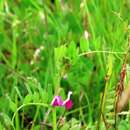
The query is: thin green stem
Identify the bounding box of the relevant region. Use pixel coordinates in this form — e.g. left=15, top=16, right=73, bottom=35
left=55, top=0, right=61, bottom=12
left=31, top=106, right=40, bottom=130
left=65, top=105, right=87, bottom=116
left=12, top=103, right=49, bottom=127
left=21, top=111, right=24, bottom=129
left=79, top=50, right=126, bottom=57
left=52, top=108, right=57, bottom=130
left=12, top=19, right=17, bottom=69
left=84, top=92, right=92, bottom=123
left=85, top=0, right=95, bottom=40
left=15, top=95, right=19, bottom=130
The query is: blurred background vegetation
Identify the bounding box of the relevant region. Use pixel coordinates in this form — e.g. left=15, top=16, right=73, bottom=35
left=0, top=0, right=130, bottom=130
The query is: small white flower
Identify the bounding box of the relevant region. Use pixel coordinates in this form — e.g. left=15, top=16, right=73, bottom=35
left=30, top=46, right=44, bottom=65
left=63, top=74, right=68, bottom=80
left=84, top=30, right=89, bottom=40
left=39, top=11, right=45, bottom=21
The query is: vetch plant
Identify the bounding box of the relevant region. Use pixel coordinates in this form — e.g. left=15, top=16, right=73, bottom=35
left=0, top=1, right=129, bottom=130
left=51, top=91, right=73, bottom=130
left=51, top=91, right=73, bottom=110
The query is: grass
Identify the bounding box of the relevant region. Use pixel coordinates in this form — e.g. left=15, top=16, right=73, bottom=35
left=0, top=0, right=130, bottom=130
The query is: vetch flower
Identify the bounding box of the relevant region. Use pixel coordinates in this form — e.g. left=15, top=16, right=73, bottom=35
left=51, top=96, right=63, bottom=107
left=63, top=91, right=73, bottom=110
left=51, top=91, right=73, bottom=110
left=65, top=99, right=73, bottom=110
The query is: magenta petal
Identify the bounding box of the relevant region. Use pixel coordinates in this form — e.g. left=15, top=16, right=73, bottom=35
left=65, top=99, right=73, bottom=110
left=52, top=96, right=63, bottom=107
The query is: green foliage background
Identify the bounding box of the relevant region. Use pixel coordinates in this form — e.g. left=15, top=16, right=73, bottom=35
left=0, top=0, right=130, bottom=130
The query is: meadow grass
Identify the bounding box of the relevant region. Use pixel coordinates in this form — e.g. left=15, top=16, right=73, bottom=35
left=0, top=0, right=130, bottom=130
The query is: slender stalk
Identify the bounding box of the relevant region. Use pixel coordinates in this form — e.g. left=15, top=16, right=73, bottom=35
left=31, top=106, right=40, bottom=130
left=21, top=111, right=24, bottom=129
left=12, top=18, right=17, bottom=69
left=15, top=95, right=19, bottom=130
left=12, top=103, right=49, bottom=126
left=97, top=55, right=113, bottom=129
left=55, top=0, right=61, bottom=12
left=52, top=108, right=57, bottom=130
left=65, top=105, right=87, bottom=116
left=79, top=50, right=126, bottom=57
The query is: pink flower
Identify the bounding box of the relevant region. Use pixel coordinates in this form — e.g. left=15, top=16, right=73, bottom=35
left=51, top=91, right=73, bottom=110
left=51, top=96, right=63, bottom=107
left=65, top=99, right=73, bottom=110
